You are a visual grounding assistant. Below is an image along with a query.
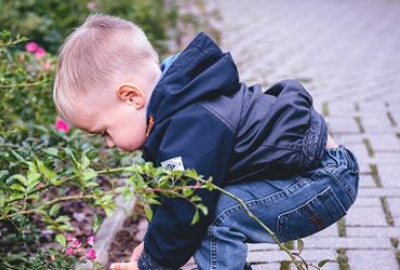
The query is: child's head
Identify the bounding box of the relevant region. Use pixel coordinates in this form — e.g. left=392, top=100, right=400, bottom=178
left=53, top=14, right=162, bottom=151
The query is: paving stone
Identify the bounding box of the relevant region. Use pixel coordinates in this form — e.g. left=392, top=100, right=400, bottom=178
left=387, top=198, right=400, bottom=220
left=377, top=164, right=400, bottom=188
left=373, top=152, right=400, bottom=163
left=300, top=237, right=392, bottom=250
left=326, top=117, right=360, bottom=134
left=347, top=227, right=400, bottom=238
left=251, top=263, right=281, bottom=270
left=358, top=187, right=400, bottom=198
left=361, top=116, right=396, bottom=133
left=247, top=249, right=335, bottom=264
left=352, top=197, right=381, bottom=207
left=208, top=1, right=400, bottom=269
left=290, top=262, right=340, bottom=270
left=347, top=250, right=399, bottom=270
left=367, top=134, right=400, bottom=152
left=346, top=207, right=388, bottom=227
left=359, top=174, right=377, bottom=188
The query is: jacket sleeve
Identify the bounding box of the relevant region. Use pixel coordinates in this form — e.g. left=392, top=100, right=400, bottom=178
left=263, top=79, right=328, bottom=174
left=138, top=106, right=236, bottom=270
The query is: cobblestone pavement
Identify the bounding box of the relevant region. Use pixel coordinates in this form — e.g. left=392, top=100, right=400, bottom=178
left=134, top=1, right=400, bottom=269
left=204, top=0, right=400, bottom=269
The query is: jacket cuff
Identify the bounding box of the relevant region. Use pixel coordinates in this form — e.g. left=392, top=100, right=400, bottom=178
left=137, top=249, right=175, bottom=270
left=301, top=107, right=328, bottom=169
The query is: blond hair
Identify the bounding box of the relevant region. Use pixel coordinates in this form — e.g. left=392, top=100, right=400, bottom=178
left=53, top=13, right=159, bottom=123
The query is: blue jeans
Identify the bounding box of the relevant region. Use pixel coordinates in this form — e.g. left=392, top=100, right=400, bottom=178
left=194, top=145, right=360, bottom=270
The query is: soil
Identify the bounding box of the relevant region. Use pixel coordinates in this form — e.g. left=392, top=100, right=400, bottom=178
left=106, top=204, right=145, bottom=268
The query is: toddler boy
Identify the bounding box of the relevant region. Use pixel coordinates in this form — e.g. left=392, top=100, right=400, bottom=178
left=53, top=14, right=360, bottom=270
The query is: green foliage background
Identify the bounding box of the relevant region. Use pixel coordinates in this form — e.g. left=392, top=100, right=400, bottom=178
left=0, top=0, right=179, bottom=56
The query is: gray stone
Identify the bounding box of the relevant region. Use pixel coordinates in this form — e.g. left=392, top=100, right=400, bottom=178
left=352, top=197, right=381, bottom=207
left=377, top=164, right=400, bottom=187
left=347, top=227, right=400, bottom=238
left=299, top=236, right=392, bottom=249
left=251, top=263, right=281, bottom=270
left=346, top=207, right=388, bottom=227
left=359, top=175, right=376, bottom=188
left=347, top=250, right=399, bottom=270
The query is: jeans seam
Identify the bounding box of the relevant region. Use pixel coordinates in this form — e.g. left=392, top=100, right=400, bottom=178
left=213, top=178, right=310, bottom=226
left=323, top=168, right=355, bottom=203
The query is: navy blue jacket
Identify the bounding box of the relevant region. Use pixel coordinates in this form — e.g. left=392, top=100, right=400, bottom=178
left=138, top=32, right=328, bottom=270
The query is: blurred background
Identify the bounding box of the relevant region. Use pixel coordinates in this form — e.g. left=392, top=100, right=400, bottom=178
left=1, top=0, right=400, bottom=270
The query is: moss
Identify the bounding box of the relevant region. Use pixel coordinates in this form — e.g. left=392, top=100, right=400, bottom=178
left=280, top=260, right=291, bottom=270
left=369, top=163, right=382, bottom=187
left=355, top=116, right=365, bottom=133
left=390, top=237, right=399, bottom=248
left=336, top=249, right=350, bottom=270
left=380, top=197, right=395, bottom=227
left=337, top=217, right=347, bottom=237
left=322, top=102, right=329, bottom=117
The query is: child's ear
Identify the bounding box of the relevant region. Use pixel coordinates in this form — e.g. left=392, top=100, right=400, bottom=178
left=116, top=83, right=146, bottom=109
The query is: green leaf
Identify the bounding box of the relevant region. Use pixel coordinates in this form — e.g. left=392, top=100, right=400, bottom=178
left=0, top=170, right=9, bottom=182
left=37, top=160, right=55, bottom=181
left=49, top=204, right=62, bottom=216
left=183, top=188, right=193, bottom=197
left=9, top=184, right=25, bottom=192
left=43, top=147, right=59, bottom=157
left=297, top=238, right=304, bottom=254
left=81, top=155, right=91, bottom=170
left=197, top=204, right=208, bottom=216
left=10, top=192, right=24, bottom=200
left=91, top=214, right=102, bottom=232
left=55, top=234, right=66, bottom=247
left=82, top=169, right=98, bottom=181
left=190, top=210, right=200, bottom=225
left=144, top=204, right=153, bottom=221
left=8, top=174, right=28, bottom=187
left=318, top=259, right=330, bottom=268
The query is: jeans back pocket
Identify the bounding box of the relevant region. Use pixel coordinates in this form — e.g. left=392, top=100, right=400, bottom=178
left=276, top=187, right=347, bottom=242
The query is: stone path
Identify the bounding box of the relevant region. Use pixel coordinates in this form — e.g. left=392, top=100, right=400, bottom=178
left=203, top=0, right=400, bottom=269
left=133, top=1, right=400, bottom=269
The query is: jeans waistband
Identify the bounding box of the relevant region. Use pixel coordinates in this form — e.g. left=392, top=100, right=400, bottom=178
left=320, top=144, right=360, bottom=173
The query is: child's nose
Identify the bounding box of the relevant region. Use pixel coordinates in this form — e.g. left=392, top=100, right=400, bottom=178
left=105, top=135, right=116, bottom=148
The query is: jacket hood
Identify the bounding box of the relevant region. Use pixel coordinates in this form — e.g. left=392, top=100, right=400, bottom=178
left=146, top=32, right=240, bottom=129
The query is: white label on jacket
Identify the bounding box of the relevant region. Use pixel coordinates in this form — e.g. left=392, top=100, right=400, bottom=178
left=161, top=156, right=185, bottom=171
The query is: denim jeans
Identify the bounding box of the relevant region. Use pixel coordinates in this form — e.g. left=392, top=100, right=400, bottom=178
left=194, top=145, right=360, bottom=270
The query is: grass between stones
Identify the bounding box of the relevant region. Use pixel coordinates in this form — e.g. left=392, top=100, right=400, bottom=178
left=396, top=251, right=400, bottom=270
left=380, top=197, right=395, bottom=227
left=363, top=138, right=374, bottom=157
left=390, top=237, right=399, bottom=248
left=387, top=111, right=397, bottom=127
left=337, top=217, right=347, bottom=237
left=322, top=102, right=329, bottom=117
left=336, top=249, right=350, bottom=270
left=369, top=163, right=382, bottom=187
left=280, top=260, right=291, bottom=270
left=354, top=116, right=365, bottom=133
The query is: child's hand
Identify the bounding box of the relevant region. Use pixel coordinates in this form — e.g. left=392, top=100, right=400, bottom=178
left=109, top=261, right=139, bottom=270
left=109, top=242, right=144, bottom=270
left=130, top=242, right=144, bottom=262
left=326, top=133, right=339, bottom=148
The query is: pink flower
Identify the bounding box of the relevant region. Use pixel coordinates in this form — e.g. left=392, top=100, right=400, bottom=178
left=86, top=248, right=97, bottom=261
left=66, top=234, right=74, bottom=242
left=86, top=235, right=94, bottom=246
left=42, top=60, right=52, bottom=71
left=55, top=117, right=70, bottom=133
left=70, top=238, right=81, bottom=248
left=66, top=247, right=75, bottom=256
left=35, top=47, right=46, bottom=59
left=25, top=41, right=38, bottom=52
